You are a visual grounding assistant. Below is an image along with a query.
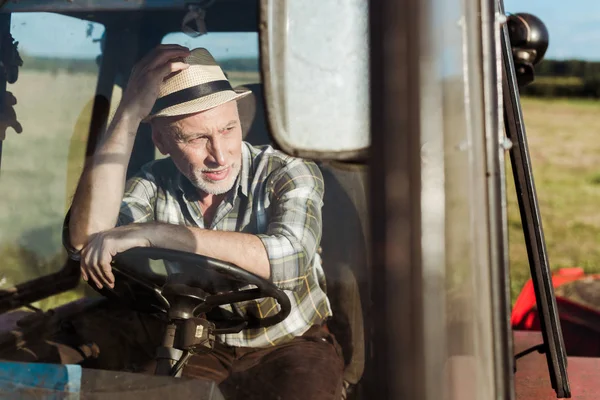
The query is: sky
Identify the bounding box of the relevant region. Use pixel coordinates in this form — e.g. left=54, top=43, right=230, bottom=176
left=8, top=2, right=600, bottom=62
left=10, top=12, right=259, bottom=60
left=504, top=0, right=600, bottom=60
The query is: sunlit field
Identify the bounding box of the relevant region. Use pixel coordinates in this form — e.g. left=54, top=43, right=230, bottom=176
left=507, top=97, right=600, bottom=302
left=1, top=69, right=599, bottom=309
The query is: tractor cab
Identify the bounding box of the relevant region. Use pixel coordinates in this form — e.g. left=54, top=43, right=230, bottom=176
left=0, top=2, right=368, bottom=398
left=0, top=0, right=595, bottom=399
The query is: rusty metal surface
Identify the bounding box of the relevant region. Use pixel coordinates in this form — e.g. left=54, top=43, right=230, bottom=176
left=514, top=331, right=600, bottom=399
left=555, top=279, right=600, bottom=314
left=79, top=368, right=225, bottom=399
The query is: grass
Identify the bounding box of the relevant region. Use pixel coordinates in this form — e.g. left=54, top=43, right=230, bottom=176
left=507, top=96, right=600, bottom=303
left=528, top=76, right=585, bottom=86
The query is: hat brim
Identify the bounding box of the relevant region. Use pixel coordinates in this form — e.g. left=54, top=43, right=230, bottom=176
left=143, top=89, right=252, bottom=122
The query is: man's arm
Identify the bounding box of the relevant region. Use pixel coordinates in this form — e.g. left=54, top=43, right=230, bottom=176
left=80, top=159, right=323, bottom=290
left=79, top=223, right=269, bottom=289
left=146, top=159, right=324, bottom=288
left=68, top=45, right=190, bottom=251
left=147, top=224, right=271, bottom=279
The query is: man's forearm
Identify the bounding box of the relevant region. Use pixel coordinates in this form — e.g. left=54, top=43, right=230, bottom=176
left=69, top=111, right=142, bottom=250
left=144, top=223, right=271, bottom=279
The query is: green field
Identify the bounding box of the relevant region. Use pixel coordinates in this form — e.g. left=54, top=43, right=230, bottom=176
left=507, top=97, right=600, bottom=302
left=1, top=69, right=599, bottom=309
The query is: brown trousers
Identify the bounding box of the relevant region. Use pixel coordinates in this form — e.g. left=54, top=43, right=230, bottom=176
left=183, top=325, right=345, bottom=400
left=64, top=304, right=345, bottom=400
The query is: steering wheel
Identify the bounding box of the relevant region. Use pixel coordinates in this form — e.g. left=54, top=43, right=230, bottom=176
left=91, top=247, right=292, bottom=334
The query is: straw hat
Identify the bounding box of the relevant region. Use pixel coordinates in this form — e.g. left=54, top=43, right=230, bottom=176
left=144, top=47, right=251, bottom=121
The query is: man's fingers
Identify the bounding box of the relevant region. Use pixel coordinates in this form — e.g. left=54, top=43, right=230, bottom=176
left=99, top=256, right=115, bottom=289
left=83, top=245, right=110, bottom=289
left=90, top=250, right=114, bottom=289
left=140, top=44, right=189, bottom=64
left=158, top=61, right=190, bottom=81
left=87, top=267, right=104, bottom=289
left=80, top=265, right=88, bottom=281
left=134, top=45, right=189, bottom=74
left=82, top=251, right=101, bottom=288
left=144, top=48, right=191, bottom=72
left=132, top=46, right=189, bottom=77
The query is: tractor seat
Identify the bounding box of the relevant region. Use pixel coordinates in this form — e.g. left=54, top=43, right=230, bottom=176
left=236, top=83, right=370, bottom=389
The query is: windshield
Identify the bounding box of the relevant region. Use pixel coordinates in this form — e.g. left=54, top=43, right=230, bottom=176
left=0, top=12, right=105, bottom=303
left=0, top=12, right=262, bottom=304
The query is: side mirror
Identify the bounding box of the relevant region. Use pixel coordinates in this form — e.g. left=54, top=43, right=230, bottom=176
left=259, top=0, right=370, bottom=161
left=507, top=13, right=549, bottom=87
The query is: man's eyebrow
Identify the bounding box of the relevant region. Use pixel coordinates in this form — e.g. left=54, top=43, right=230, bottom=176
left=166, top=120, right=238, bottom=139
left=166, top=125, right=188, bottom=141
left=220, top=120, right=238, bottom=131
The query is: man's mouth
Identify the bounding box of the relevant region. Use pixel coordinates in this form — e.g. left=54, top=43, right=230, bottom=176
left=202, top=167, right=230, bottom=182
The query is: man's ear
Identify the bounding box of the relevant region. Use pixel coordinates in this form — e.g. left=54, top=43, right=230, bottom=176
left=151, top=123, right=169, bottom=155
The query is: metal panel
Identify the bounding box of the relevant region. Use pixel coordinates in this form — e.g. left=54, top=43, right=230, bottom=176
left=368, top=0, right=504, bottom=398
left=486, top=1, right=515, bottom=399
left=368, top=0, right=423, bottom=395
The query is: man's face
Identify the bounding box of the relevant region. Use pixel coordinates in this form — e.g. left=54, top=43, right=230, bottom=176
left=152, top=101, right=243, bottom=196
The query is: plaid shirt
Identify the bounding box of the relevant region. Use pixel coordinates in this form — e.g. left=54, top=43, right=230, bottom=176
left=117, top=142, right=332, bottom=348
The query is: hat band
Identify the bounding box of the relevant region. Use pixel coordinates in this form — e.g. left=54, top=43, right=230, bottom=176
left=151, top=79, right=233, bottom=115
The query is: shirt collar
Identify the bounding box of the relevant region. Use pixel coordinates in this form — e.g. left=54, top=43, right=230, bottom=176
left=239, top=141, right=251, bottom=198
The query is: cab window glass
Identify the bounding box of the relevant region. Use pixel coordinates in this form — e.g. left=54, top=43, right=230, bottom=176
left=0, top=6, right=371, bottom=400
left=0, top=12, right=104, bottom=297
left=161, top=32, right=259, bottom=87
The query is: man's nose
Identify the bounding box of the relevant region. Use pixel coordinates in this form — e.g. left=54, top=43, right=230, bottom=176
left=207, top=138, right=226, bottom=166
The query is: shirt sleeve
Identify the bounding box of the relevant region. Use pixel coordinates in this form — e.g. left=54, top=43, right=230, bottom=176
left=62, top=164, right=159, bottom=260
left=255, top=159, right=324, bottom=291
left=117, top=170, right=158, bottom=226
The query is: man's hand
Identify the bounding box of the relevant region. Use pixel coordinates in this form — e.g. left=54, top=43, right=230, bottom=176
left=80, top=225, right=150, bottom=289
left=0, top=91, right=22, bottom=141
left=117, top=44, right=191, bottom=123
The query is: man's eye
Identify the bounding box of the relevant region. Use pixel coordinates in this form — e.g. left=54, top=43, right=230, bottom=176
left=187, top=137, right=205, bottom=144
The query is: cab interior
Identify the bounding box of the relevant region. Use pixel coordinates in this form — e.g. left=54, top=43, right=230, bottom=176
left=0, top=1, right=371, bottom=398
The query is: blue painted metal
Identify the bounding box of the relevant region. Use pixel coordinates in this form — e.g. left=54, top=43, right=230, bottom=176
left=0, top=361, right=81, bottom=399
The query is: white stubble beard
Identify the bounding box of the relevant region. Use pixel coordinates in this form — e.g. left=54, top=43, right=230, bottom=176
left=188, top=161, right=241, bottom=195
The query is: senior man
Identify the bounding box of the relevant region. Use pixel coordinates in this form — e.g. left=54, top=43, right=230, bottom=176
left=64, top=44, right=344, bottom=399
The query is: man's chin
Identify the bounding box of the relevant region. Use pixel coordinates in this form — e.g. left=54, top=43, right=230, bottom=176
left=191, top=176, right=237, bottom=195
left=189, top=163, right=241, bottom=196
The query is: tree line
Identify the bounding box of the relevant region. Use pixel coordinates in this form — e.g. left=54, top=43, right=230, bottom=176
left=18, top=53, right=259, bottom=75
left=521, top=59, right=600, bottom=98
